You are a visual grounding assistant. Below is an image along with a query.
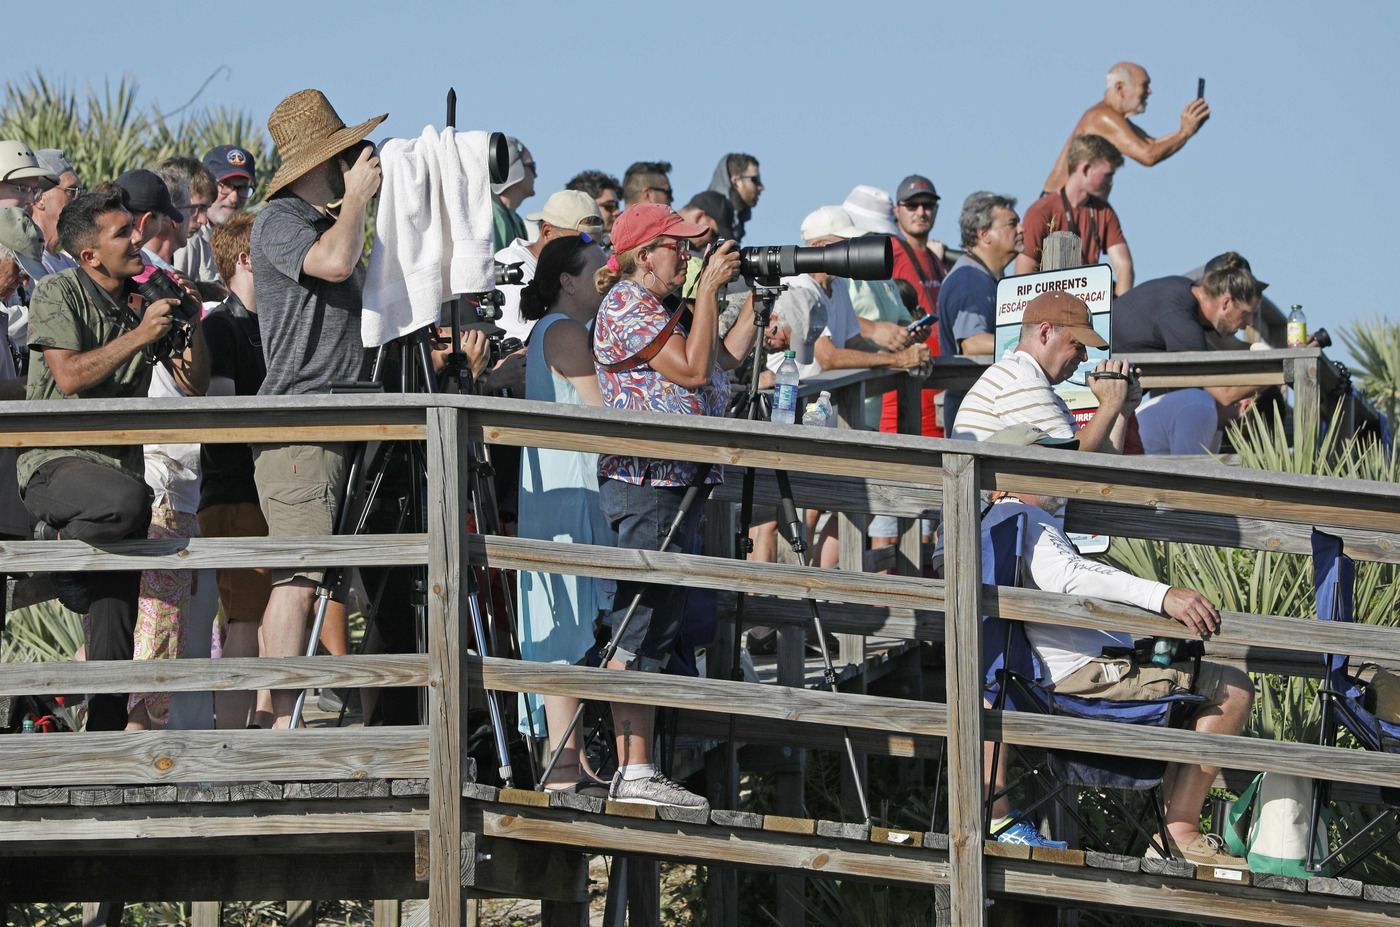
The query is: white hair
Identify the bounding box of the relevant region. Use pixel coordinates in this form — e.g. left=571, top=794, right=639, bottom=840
left=1106, top=64, right=1133, bottom=91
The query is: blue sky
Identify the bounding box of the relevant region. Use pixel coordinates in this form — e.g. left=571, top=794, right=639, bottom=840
left=7, top=1, right=1395, bottom=363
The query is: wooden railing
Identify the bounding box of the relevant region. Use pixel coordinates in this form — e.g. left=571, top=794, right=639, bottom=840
left=0, top=391, right=1397, bottom=927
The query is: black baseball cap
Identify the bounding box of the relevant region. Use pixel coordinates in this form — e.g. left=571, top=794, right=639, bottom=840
left=203, top=144, right=257, bottom=183
left=115, top=170, right=183, bottom=223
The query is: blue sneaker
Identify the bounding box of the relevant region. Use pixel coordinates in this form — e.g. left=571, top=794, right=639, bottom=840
left=994, top=814, right=1069, bottom=850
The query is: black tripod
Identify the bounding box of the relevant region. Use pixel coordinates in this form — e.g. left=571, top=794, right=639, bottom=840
left=728, top=278, right=873, bottom=825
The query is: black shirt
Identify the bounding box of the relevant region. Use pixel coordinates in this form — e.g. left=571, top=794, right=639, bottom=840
left=1111, top=276, right=1210, bottom=354
left=198, top=293, right=266, bottom=510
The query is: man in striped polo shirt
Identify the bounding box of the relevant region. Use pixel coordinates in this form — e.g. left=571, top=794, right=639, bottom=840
left=951, top=291, right=1138, bottom=453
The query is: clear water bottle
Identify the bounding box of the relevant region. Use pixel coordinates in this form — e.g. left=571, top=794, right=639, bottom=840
left=816, top=390, right=836, bottom=427
left=1287, top=304, right=1307, bottom=347
left=772, top=350, right=799, bottom=425
left=802, top=401, right=827, bottom=427
left=21, top=718, right=35, bottom=734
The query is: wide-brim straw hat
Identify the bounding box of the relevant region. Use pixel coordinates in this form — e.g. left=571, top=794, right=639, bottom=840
left=264, top=90, right=387, bottom=198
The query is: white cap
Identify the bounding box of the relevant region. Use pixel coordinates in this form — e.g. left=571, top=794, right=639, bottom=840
left=842, top=184, right=899, bottom=236
left=800, top=205, right=864, bottom=243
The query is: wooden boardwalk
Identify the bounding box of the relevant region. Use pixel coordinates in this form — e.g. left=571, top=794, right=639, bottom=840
left=0, top=350, right=1396, bottom=926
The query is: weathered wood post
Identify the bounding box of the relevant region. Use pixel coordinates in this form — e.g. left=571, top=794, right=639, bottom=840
left=941, top=452, right=985, bottom=926
left=427, top=406, right=472, bottom=927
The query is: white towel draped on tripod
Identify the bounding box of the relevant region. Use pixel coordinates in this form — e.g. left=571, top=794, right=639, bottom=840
left=362, top=125, right=494, bottom=348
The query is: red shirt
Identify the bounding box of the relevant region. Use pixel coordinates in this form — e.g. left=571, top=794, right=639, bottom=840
left=1021, top=190, right=1125, bottom=269
left=886, top=239, right=947, bottom=437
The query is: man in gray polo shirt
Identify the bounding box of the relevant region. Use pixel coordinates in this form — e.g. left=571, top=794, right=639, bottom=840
left=250, top=89, right=384, bottom=728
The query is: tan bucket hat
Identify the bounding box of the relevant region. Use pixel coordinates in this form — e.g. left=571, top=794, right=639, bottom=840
left=264, top=90, right=387, bottom=198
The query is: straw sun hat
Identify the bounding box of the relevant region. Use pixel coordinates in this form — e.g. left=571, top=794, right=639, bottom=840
left=264, top=89, right=387, bottom=198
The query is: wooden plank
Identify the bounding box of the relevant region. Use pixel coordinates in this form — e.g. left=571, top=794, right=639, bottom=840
left=1290, top=355, right=1320, bottom=452
left=191, top=901, right=220, bottom=927
left=710, top=469, right=939, bottom=520
left=816, top=821, right=871, bottom=841
left=1064, top=499, right=1400, bottom=565
left=1196, top=865, right=1250, bottom=886
left=0, top=809, right=426, bottom=842
left=229, top=781, right=282, bottom=802
left=1083, top=851, right=1139, bottom=872
left=284, top=782, right=340, bottom=800
left=871, top=827, right=922, bottom=848
left=988, top=856, right=1398, bottom=927
left=0, top=535, right=427, bottom=573
left=0, top=652, right=421, bottom=697
left=764, top=814, right=816, bottom=836
left=1362, top=883, right=1400, bottom=903
left=481, top=804, right=948, bottom=886
left=18, top=788, right=68, bottom=805
left=0, top=729, right=428, bottom=787
left=941, top=452, right=986, bottom=927
left=710, top=809, right=763, bottom=829
left=604, top=801, right=658, bottom=820
left=1030, top=846, right=1084, bottom=866
left=1306, top=876, right=1363, bottom=897
left=339, top=779, right=391, bottom=799
left=1251, top=872, right=1306, bottom=893
left=426, top=406, right=472, bottom=927
left=0, top=850, right=423, bottom=902
left=986, top=584, right=1400, bottom=668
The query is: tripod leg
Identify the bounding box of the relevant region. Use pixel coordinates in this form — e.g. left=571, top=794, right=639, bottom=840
left=289, top=583, right=337, bottom=729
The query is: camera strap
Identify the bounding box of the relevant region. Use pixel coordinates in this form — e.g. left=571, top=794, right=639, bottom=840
left=595, top=305, right=689, bottom=374
left=893, top=237, right=942, bottom=299
left=75, top=269, right=142, bottom=333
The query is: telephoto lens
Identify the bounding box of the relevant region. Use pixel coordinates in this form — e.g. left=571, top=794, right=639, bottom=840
left=738, top=237, right=893, bottom=282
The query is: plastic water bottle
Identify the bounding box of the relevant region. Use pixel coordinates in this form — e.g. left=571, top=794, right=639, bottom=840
left=1287, top=304, right=1308, bottom=347
left=21, top=718, right=35, bottom=734
left=772, top=350, right=799, bottom=425
left=816, top=390, right=836, bottom=427
left=802, top=401, right=827, bottom=428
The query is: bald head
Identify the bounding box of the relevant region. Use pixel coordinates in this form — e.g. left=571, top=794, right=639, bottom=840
left=1105, top=62, right=1151, bottom=116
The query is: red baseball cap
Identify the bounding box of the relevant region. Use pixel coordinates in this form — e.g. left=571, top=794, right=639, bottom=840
left=611, top=203, right=709, bottom=254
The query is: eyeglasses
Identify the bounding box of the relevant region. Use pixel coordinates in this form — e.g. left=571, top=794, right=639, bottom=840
left=218, top=180, right=253, bottom=198
left=0, top=180, right=42, bottom=200
left=738, top=174, right=763, bottom=186
left=650, top=240, right=690, bottom=257
left=646, top=186, right=674, bottom=204
left=596, top=198, right=621, bottom=213
left=58, top=185, right=85, bottom=198
left=176, top=203, right=211, bottom=216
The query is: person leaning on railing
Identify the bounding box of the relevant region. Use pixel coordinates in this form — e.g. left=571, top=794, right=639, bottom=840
left=590, top=204, right=757, bottom=809
left=515, top=235, right=617, bottom=792
left=20, top=188, right=210, bottom=733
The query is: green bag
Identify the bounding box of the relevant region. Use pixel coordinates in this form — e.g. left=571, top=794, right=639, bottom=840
left=1225, top=772, right=1331, bottom=877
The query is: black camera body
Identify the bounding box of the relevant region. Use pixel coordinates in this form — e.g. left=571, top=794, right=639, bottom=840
left=132, top=265, right=201, bottom=362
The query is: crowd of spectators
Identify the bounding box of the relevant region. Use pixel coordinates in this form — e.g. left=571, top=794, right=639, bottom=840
left=0, top=63, right=1289, bottom=852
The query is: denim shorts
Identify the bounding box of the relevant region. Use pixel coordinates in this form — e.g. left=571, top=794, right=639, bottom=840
left=599, top=479, right=706, bottom=670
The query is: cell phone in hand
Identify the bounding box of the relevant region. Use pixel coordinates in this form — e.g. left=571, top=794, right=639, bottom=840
left=907, top=314, right=936, bottom=333
left=1197, top=78, right=1205, bottom=99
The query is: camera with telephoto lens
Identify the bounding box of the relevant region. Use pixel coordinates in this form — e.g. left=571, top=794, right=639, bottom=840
left=732, top=237, right=894, bottom=283
left=132, top=265, right=200, bottom=362
left=494, top=261, right=525, bottom=286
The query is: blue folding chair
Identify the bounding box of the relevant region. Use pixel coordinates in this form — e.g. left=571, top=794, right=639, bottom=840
left=982, top=508, right=1206, bottom=857
left=1306, top=528, right=1400, bottom=876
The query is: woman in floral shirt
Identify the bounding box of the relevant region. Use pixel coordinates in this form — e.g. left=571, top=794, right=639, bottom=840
left=590, top=203, right=756, bottom=809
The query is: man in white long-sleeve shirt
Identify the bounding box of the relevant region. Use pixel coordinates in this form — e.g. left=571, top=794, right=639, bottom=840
left=981, top=424, right=1253, bottom=867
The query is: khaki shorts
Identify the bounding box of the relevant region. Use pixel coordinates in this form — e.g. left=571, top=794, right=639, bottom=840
left=251, top=442, right=349, bottom=585
left=197, top=502, right=272, bottom=623
left=1053, top=655, right=1226, bottom=707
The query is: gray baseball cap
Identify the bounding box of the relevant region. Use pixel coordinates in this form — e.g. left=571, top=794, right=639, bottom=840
left=0, top=207, right=47, bottom=282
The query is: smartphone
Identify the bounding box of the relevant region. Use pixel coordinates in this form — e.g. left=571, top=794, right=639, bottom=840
left=907, top=313, right=936, bottom=333
left=1197, top=78, right=1205, bottom=99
